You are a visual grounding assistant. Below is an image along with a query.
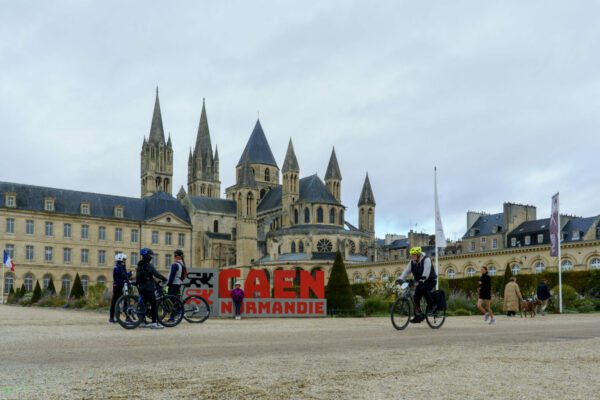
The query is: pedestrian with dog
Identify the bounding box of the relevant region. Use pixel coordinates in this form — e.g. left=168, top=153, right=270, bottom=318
left=537, top=278, right=551, bottom=315
left=230, top=282, right=245, bottom=320
left=503, top=277, right=523, bottom=317
left=476, top=266, right=495, bottom=325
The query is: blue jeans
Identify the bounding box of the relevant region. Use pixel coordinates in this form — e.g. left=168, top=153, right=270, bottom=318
left=234, top=301, right=242, bottom=316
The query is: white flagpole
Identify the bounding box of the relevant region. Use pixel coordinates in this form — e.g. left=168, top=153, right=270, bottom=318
left=1, top=263, right=5, bottom=305
left=558, top=205, right=562, bottom=313
left=434, top=168, right=439, bottom=290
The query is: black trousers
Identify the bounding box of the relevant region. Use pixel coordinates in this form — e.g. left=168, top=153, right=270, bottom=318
left=168, top=284, right=181, bottom=298
left=141, top=289, right=158, bottom=323
left=109, top=285, right=124, bottom=320
left=414, top=280, right=436, bottom=313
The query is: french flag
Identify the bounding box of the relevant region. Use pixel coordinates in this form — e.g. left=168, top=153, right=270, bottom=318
left=3, top=250, right=14, bottom=271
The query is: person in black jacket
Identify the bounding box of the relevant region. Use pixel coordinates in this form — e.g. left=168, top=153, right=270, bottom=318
left=136, top=248, right=167, bottom=329
left=477, top=266, right=495, bottom=324
left=537, top=279, right=551, bottom=315
left=109, top=253, right=133, bottom=323
left=396, top=247, right=437, bottom=323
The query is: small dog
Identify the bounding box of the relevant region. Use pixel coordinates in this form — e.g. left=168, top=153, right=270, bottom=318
left=521, top=299, right=542, bottom=318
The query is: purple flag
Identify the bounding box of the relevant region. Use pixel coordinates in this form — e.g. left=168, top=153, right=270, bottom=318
left=550, top=193, right=559, bottom=257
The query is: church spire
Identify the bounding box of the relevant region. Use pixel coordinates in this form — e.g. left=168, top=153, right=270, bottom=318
left=282, top=138, right=300, bottom=172
left=325, top=147, right=342, bottom=180
left=193, top=98, right=213, bottom=161
left=148, top=87, right=165, bottom=144
left=237, top=150, right=257, bottom=188
left=358, top=173, right=376, bottom=206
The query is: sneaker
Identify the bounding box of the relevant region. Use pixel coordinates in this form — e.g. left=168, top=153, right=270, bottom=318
left=484, top=312, right=490, bottom=322
left=108, top=318, right=116, bottom=324
left=150, top=323, right=164, bottom=329
left=139, top=321, right=151, bottom=328
left=489, top=318, right=496, bottom=325
left=410, top=312, right=425, bottom=323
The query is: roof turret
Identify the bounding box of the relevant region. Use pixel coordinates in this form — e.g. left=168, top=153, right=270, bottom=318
left=236, top=119, right=278, bottom=168
left=324, top=147, right=342, bottom=180
left=282, top=138, right=300, bottom=172
left=148, top=87, right=166, bottom=144
left=358, top=173, right=375, bottom=206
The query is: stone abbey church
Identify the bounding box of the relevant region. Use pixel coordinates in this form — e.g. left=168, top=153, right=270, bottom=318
left=0, top=91, right=377, bottom=293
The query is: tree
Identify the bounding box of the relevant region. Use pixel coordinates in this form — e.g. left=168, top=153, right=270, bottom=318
left=325, top=251, right=355, bottom=311
left=18, top=283, right=26, bottom=297
left=30, top=280, right=43, bottom=304
left=70, top=273, right=85, bottom=299
left=46, top=277, right=57, bottom=296
left=502, top=263, right=513, bottom=290
left=7, top=286, right=16, bottom=303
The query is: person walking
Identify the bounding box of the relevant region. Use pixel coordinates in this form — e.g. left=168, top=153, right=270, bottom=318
left=109, top=253, right=132, bottom=324
left=136, top=248, right=168, bottom=329
left=476, top=266, right=495, bottom=325
left=503, top=277, right=523, bottom=317
left=537, top=278, right=551, bottom=315
left=230, top=282, right=245, bottom=320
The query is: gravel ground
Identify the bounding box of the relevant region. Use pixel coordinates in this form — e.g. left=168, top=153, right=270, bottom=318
left=1, top=306, right=599, bottom=400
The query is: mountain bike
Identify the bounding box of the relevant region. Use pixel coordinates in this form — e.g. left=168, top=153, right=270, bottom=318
left=391, top=279, right=446, bottom=330
left=181, top=294, right=211, bottom=323
left=115, top=281, right=184, bottom=329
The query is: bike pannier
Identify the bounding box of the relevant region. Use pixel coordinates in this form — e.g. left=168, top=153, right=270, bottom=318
left=432, top=290, right=446, bottom=310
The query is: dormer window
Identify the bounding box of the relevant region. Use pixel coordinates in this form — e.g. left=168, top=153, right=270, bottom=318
left=81, top=202, right=90, bottom=215
left=572, top=230, right=580, bottom=240
left=44, top=198, right=54, bottom=211
left=491, top=225, right=497, bottom=233
left=115, top=206, right=124, bottom=218
left=5, top=193, right=16, bottom=207
left=524, top=235, right=531, bottom=245
left=510, top=237, right=517, bottom=247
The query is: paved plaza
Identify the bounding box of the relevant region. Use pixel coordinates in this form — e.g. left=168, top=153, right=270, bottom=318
left=1, top=306, right=599, bottom=399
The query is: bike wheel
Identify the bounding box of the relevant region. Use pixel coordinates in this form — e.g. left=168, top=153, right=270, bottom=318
left=391, top=298, right=411, bottom=330
left=115, top=295, right=143, bottom=329
left=425, top=302, right=446, bottom=329
left=182, top=295, right=210, bottom=323
left=157, top=295, right=184, bottom=327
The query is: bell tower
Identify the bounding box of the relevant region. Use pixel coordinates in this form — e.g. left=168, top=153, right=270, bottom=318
left=358, top=173, right=375, bottom=236
left=282, top=139, right=300, bottom=227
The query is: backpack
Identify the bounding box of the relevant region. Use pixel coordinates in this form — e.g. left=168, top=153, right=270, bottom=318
left=176, top=261, right=187, bottom=282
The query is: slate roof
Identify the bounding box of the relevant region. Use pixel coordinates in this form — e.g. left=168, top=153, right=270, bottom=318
left=462, top=213, right=503, bottom=238
left=389, top=238, right=409, bottom=249
left=237, top=151, right=258, bottom=188
left=148, top=89, right=166, bottom=144
left=324, top=147, right=342, bottom=180
left=358, top=173, right=375, bottom=206
left=282, top=139, right=299, bottom=173
left=509, top=218, right=550, bottom=235
left=189, top=196, right=236, bottom=215
left=205, top=232, right=232, bottom=240
left=236, top=120, right=278, bottom=168
left=0, top=181, right=191, bottom=224
left=257, top=185, right=282, bottom=213
left=267, top=224, right=370, bottom=238
left=562, top=216, right=597, bottom=242
left=298, top=174, right=339, bottom=205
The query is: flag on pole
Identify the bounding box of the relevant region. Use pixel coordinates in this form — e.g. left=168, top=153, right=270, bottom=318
left=3, top=250, right=15, bottom=271
left=434, top=167, right=447, bottom=248
left=549, top=193, right=559, bottom=257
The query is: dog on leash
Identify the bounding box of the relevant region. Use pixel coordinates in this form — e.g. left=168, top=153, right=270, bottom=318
left=521, top=299, right=542, bottom=318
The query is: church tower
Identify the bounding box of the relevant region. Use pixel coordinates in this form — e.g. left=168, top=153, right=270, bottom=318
left=358, top=173, right=375, bottom=236
left=141, top=88, right=173, bottom=198
left=325, top=147, right=342, bottom=202
left=282, top=139, right=300, bottom=227
left=187, top=99, right=220, bottom=198
left=235, top=151, right=259, bottom=266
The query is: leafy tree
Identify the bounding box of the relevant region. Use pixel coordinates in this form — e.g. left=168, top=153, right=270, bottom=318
left=325, top=251, right=355, bottom=311
left=70, top=273, right=85, bottom=299
left=7, top=286, right=16, bottom=303
left=30, top=280, right=43, bottom=304
left=46, top=277, right=57, bottom=296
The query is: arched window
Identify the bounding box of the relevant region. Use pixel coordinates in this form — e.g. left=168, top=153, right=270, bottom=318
left=81, top=276, right=88, bottom=293
left=98, top=276, right=106, bottom=286
left=316, top=239, right=333, bottom=252
left=247, top=192, right=254, bottom=217
left=368, top=274, right=375, bottom=282
left=61, top=276, right=71, bottom=293
left=265, top=168, right=270, bottom=182
left=348, top=241, right=356, bottom=254
left=24, top=275, right=33, bottom=292
left=164, top=178, right=169, bottom=192
left=329, top=208, right=335, bottom=223
left=339, top=210, right=344, bottom=225
left=299, top=241, right=304, bottom=253
left=304, top=208, right=310, bottom=223
left=534, top=262, right=545, bottom=274
left=4, top=274, right=13, bottom=293
left=214, top=220, right=219, bottom=233
left=201, top=185, right=206, bottom=195
left=488, top=266, right=497, bottom=276
left=447, top=269, right=455, bottom=279
left=382, top=274, right=389, bottom=282
left=291, top=242, right=296, bottom=253
left=43, top=274, right=52, bottom=289
left=466, top=267, right=475, bottom=277
left=511, top=264, right=520, bottom=275
left=260, top=189, right=266, bottom=199
left=294, top=209, right=299, bottom=225
left=317, top=207, right=323, bottom=223
left=590, top=258, right=600, bottom=270
left=355, top=275, right=361, bottom=283
left=561, top=260, right=573, bottom=271
left=368, top=208, right=373, bottom=229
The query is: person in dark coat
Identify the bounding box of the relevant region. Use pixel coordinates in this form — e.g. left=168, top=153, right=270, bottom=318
left=476, top=266, right=495, bottom=325
left=136, top=248, right=167, bottom=329
left=230, top=282, right=245, bottom=320
left=537, top=278, right=551, bottom=315
left=109, top=253, right=132, bottom=323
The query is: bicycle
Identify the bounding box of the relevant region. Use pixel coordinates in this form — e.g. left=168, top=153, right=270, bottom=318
left=115, top=280, right=184, bottom=329
left=391, top=279, right=446, bottom=330
left=181, top=294, right=211, bottom=323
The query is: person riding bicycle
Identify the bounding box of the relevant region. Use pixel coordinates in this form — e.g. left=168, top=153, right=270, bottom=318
left=166, top=249, right=185, bottom=298
left=396, top=246, right=437, bottom=323
left=109, top=253, right=132, bottom=324
left=136, top=248, right=168, bottom=329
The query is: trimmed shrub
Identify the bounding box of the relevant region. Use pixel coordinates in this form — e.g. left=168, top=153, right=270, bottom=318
left=7, top=286, right=16, bottom=303
left=19, top=292, right=33, bottom=306
left=573, top=298, right=595, bottom=313
left=18, top=283, right=26, bottom=298
left=82, top=283, right=111, bottom=310
left=70, top=273, right=85, bottom=299
left=446, top=293, right=476, bottom=313
left=363, top=297, right=389, bottom=316
left=46, top=277, right=57, bottom=296
left=30, top=281, right=43, bottom=304
left=325, top=252, right=355, bottom=311
left=551, top=284, right=578, bottom=311
left=350, top=283, right=371, bottom=299
left=452, top=308, right=471, bottom=316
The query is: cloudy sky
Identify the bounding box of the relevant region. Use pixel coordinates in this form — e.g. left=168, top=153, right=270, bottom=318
left=1, top=1, right=599, bottom=239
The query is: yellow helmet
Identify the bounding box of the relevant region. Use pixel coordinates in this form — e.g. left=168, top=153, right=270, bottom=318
left=409, top=246, right=422, bottom=255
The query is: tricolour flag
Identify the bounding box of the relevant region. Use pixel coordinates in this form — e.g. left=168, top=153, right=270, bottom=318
left=3, top=250, right=15, bottom=271
left=434, top=167, right=446, bottom=248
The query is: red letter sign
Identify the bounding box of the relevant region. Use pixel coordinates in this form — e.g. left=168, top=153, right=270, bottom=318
left=299, top=270, right=325, bottom=299
left=244, top=269, right=270, bottom=299
left=219, top=269, right=240, bottom=298
left=274, top=270, right=296, bottom=298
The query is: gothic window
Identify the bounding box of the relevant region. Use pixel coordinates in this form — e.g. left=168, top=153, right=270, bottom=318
left=294, top=209, right=299, bottom=225
left=265, top=168, right=270, bottom=182
left=291, top=242, right=296, bottom=253
left=339, top=210, right=344, bottom=225
left=368, top=208, right=373, bottom=229
left=299, top=241, right=304, bottom=252
left=304, top=208, right=310, bottom=223
left=349, top=241, right=356, bottom=254
left=201, top=185, right=206, bottom=195
left=317, top=207, right=323, bottom=223
left=164, top=178, right=169, bottom=192
left=329, top=208, right=335, bottom=224
left=246, top=192, right=254, bottom=217
left=214, top=220, right=219, bottom=233
left=316, top=239, right=332, bottom=252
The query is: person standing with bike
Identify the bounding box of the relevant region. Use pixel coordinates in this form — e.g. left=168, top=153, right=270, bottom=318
left=136, top=248, right=167, bottom=329
left=166, top=249, right=186, bottom=299
left=476, top=266, right=495, bottom=325
left=109, top=253, right=132, bottom=324
left=396, top=247, right=437, bottom=323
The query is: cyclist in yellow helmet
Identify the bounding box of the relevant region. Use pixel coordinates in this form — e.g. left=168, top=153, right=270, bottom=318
left=396, top=246, right=438, bottom=323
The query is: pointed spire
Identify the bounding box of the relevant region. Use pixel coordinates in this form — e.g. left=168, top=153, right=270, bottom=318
left=214, top=145, right=219, bottom=161
left=236, top=119, right=278, bottom=168
left=282, top=138, right=300, bottom=172
left=193, top=98, right=213, bottom=162
left=358, top=173, right=376, bottom=206
left=148, top=88, right=166, bottom=144
left=325, top=147, right=342, bottom=180
left=167, top=132, right=172, bottom=148
left=237, top=150, right=257, bottom=188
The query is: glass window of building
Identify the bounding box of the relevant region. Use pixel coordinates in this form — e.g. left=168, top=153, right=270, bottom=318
left=43, top=275, right=51, bottom=289
left=537, top=234, right=544, bottom=243
left=165, top=254, right=172, bottom=267
left=81, top=249, right=89, bottom=264
left=131, top=229, right=139, bottom=243
left=26, top=245, right=34, bottom=261
left=81, top=276, right=88, bottom=293
left=561, top=260, right=573, bottom=271
left=492, top=238, right=497, bottom=249
left=6, top=218, right=15, bottom=234
left=165, top=232, right=172, bottom=245
left=115, top=228, right=122, bottom=242
left=81, top=225, right=89, bottom=240
left=535, top=262, right=545, bottom=274
left=590, top=258, right=600, bottom=270
left=131, top=253, right=138, bottom=265
left=98, top=226, right=106, bottom=241
left=447, top=269, right=455, bottom=279
left=152, top=231, right=159, bottom=244
left=26, top=220, right=34, bottom=235
left=470, top=241, right=475, bottom=252
left=5, top=244, right=14, bottom=259
left=45, top=247, right=53, bottom=262
left=24, top=275, right=33, bottom=291
left=63, top=223, right=71, bottom=238
left=62, top=276, right=71, bottom=293
left=4, top=274, right=14, bottom=293
left=45, top=200, right=53, bottom=211
left=98, top=250, right=106, bottom=265
left=510, top=237, right=517, bottom=247
left=466, top=267, right=475, bottom=277
left=524, top=236, right=531, bottom=245
left=98, top=277, right=106, bottom=286
left=178, top=233, right=185, bottom=247
left=511, top=264, right=520, bottom=275
left=63, top=248, right=71, bottom=263
left=489, top=266, right=497, bottom=276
